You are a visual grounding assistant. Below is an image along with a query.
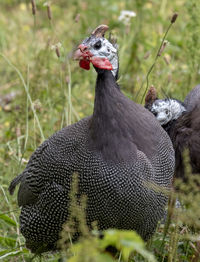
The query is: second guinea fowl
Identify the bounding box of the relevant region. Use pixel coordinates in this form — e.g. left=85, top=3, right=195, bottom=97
left=145, top=85, right=200, bottom=180
left=9, top=25, right=174, bottom=252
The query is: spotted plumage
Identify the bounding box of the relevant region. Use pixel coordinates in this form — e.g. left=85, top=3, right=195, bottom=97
left=9, top=25, right=175, bottom=252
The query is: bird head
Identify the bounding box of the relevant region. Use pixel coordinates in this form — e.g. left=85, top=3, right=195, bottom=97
left=150, top=99, right=186, bottom=126
left=74, top=25, right=118, bottom=77
left=145, top=86, right=186, bottom=126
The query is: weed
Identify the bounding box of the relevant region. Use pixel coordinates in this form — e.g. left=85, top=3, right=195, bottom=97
left=1, top=0, right=200, bottom=261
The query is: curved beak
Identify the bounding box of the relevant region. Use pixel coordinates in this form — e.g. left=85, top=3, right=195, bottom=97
left=74, top=48, right=83, bottom=60
left=74, top=44, right=92, bottom=70
left=74, top=44, right=90, bottom=60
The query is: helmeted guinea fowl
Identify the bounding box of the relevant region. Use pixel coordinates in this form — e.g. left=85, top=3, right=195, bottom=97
left=145, top=85, right=200, bottom=180
left=9, top=25, right=174, bottom=252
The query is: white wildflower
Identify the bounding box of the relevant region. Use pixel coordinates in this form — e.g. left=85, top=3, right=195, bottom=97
left=21, top=158, right=28, bottom=164
left=118, top=10, right=136, bottom=24
left=51, top=45, right=56, bottom=50
left=56, top=42, right=62, bottom=48
left=43, top=1, right=51, bottom=7
left=51, top=42, right=62, bottom=50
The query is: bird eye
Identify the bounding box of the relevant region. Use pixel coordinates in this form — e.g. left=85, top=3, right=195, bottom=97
left=94, top=41, right=102, bottom=50
left=153, top=111, right=157, bottom=117
left=165, top=109, right=169, bottom=115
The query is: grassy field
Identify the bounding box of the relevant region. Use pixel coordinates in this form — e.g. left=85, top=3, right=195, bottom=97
left=0, top=0, right=200, bottom=261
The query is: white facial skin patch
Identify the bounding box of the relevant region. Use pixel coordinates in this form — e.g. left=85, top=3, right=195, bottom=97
left=84, top=37, right=118, bottom=77
left=151, top=99, right=186, bottom=126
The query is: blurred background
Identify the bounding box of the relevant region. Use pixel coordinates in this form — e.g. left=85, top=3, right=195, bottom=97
left=1, top=0, right=200, bottom=140
left=0, top=0, right=200, bottom=261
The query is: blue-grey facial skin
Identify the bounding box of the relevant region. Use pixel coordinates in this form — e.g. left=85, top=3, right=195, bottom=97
left=150, top=99, right=186, bottom=126
left=82, top=36, right=118, bottom=77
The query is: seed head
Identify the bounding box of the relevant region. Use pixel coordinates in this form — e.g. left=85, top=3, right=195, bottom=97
left=55, top=46, right=60, bottom=58
left=16, top=125, right=21, bottom=137
left=75, top=14, right=80, bottom=23
left=145, top=86, right=157, bottom=106
left=163, top=54, right=171, bottom=65
left=171, top=13, right=178, bottom=23
left=158, top=40, right=168, bottom=56
left=47, top=5, right=52, bottom=20
left=31, top=0, right=36, bottom=15
left=44, top=2, right=52, bottom=20
left=144, top=51, right=151, bottom=60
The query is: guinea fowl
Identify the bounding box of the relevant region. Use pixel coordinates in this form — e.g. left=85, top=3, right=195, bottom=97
left=145, top=85, right=200, bottom=180
left=9, top=25, right=174, bottom=252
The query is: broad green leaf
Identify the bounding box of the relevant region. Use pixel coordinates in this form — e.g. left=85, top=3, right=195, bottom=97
left=0, top=214, right=17, bottom=227
left=68, top=253, right=115, bottom=262
left=0, top=235, right=17, bottom=248
left=68, top=238, right=115, bottom=262
left=100, top=229, right=144, bottom=250
left=100, top=229, right=156, bottom=262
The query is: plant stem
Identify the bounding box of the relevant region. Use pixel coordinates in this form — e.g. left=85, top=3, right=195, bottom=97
left=135, top=21, right=174, bottom=103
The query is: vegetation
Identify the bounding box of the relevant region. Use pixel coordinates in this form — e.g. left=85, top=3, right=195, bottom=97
left=0, top=0, right=200, bottom=261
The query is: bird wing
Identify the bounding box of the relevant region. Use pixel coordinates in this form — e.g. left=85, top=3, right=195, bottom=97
left=9, top=117, right=90, bottom=207
left=9, top=141, right=49, bottom=206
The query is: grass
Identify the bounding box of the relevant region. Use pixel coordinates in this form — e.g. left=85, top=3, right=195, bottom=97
left=0, top=0, right=200, bottom=261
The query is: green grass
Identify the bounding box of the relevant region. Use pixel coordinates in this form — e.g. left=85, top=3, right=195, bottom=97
left=0, top=0, right=200, bottom=261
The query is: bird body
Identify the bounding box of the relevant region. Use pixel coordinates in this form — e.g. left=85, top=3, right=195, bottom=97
left=184, top=84, right=200, bottom=111
left=9, top=26, right=175, bottom=252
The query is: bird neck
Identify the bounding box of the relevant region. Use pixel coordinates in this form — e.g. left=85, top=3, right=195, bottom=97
left=89, top=70, right=136, bottom=162
left=162, top=119, right=177, bottom=135
left=92, top=69, right=121, bottom=118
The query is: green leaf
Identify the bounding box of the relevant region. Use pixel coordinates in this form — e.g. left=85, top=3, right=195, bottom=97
left=0, top=235, right=17, bottom=248
left=68, top=252, right=115, bottom=262
left=101, top=229, right=144, bottom=250
left=0, top=214, right=17, bottom=227
left=67, top=237, right=116, bottom=262
left=100, top=229, right=156, bottom=262
left=0, top=248, right=29, bottom=260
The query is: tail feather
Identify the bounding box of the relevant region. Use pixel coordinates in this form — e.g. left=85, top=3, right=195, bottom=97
left=9, top=173, right=23, bottom=195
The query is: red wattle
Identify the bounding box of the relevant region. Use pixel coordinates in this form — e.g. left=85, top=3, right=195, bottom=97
left=91, top=57, right=113, bottom=70
left=79, top=60, right=90, bottom=70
